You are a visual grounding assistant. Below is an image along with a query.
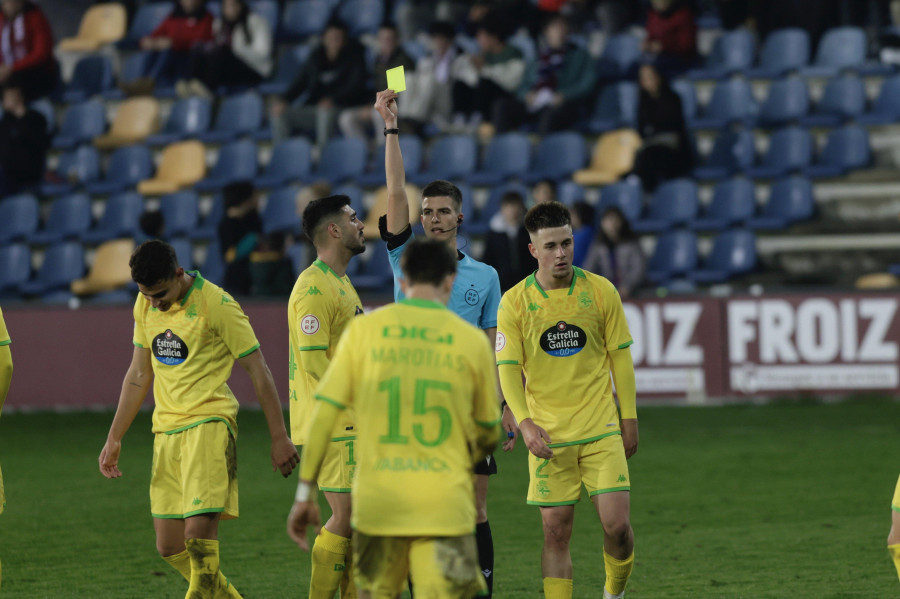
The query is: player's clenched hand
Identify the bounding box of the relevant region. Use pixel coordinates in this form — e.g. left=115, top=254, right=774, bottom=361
left=519, top=419, right=553, bottom=459
left=271, top=435, right=300, bottom=477
left=501, top=405, right=519, bottom=452
left=287, top=500, right=321, bottom=551
left=374, top=89, right=399, bottom=125
left=621, top=419, right=639, bottom=459
left=99, top=439, right=123, bottom=479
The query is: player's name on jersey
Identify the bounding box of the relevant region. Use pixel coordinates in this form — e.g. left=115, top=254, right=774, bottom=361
left=374, top=456, right=451, bottom=473
left=370, top=346, right=466, bottom=371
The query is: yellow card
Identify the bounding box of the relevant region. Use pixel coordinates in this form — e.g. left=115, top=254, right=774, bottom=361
left=386, top=65, right=406, bottom=93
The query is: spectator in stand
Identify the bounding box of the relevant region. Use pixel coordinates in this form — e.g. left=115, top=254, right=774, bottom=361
left=594, top=0, right=643, bottom=34
left=404, top=20, right=467, bottom=135
left=138, top=210, right=166, bottom=242
left=482, top=190, right=534, bottom=291
left=0, top=0, right=57, bottom=101
left=249, top=231, right=294, bottom=297
left=218, top=180, right=262, bottom=296
left=532, top=178, right=557, bottom=204
left=338, top=24, right=415, bottom=143
left=270, top=20, right=368, bottom=147
left=570, top=200, right=595, bottom=268
left=631, top=62, right=692, bottom=192
left=584, top=206, right=645, bottom=299
left=643, top=0, right=697, bottom=76
left=139, top=0, right=214, bottom=89
left=497, top=14, right=596, bottom=134
left=176, top=0, right=273, bottom=98
left=0, top=75, right=47, bottom=196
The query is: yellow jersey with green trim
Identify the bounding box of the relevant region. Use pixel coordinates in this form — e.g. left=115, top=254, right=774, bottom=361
left=0, top=306, right=9, bottom=347
left=288, top=259, right=363, bottom=445
left=315, top=299, right=501, bottom=536
left=132, top=272, right=260, bottom=435
left=495, top=267, right=633, bottom=446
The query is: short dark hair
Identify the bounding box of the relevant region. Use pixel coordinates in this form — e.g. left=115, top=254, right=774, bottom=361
left=130, top=240, right=179, bottom=287
left=476, top=11, right=510, bottom=41
left=428, top=20, right=456, bottom=39
left=400, top=238, right=458, bottom=286
left=500, top=191, right=525, bottom=207
left=324, top=18, right=348, bottom=33
left=421, top=180, right=463, bottom=212
left=524, top=201, right=571, bottom=235
left=379, top=22, right=397, bottom=34
left=571, top=201, right=595, bottom=228
left=534, top=178, right=558, bottom=194
left=223, top=181, right=255, bottom=210
left=302, top=194, right=351, bottom=244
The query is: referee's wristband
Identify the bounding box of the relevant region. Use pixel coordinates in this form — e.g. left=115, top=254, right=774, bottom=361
left=383, top=127, right=399, bottom=136
left=295, top=480, right=313, bottom=503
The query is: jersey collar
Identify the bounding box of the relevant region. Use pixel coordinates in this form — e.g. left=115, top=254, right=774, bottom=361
left=313, top=258, right=344, bottom=280
left=179, top=271, right=205, bottom=306
left=525, top=267, right=585, bottom=298
left=399, top=298, right=448, bottom=310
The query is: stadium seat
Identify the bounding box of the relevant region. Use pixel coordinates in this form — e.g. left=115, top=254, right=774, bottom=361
left=409, top=135, right=477, bottom=185
left=117, top=2, right=170, bottom=49
left=262, top=186, right=302, bottom=236
left=358, top=134, right=423, bottom=187
left=691, top=177, right=756, bottom=231
left=671, top=79, right=698, bottom=126
left=258, top=45, right=312, bottom=95
left=194, top=140, right=259, bottom=192
left=692, top=78, right=757, bottom=130
left=352, top=241, right=392, bottom=292
left=200, top=240, right=225, bottom=285
left=596, top=33, right=641, bottom=81
left=20, top=241, right=85, bottom=297
left=757, top=76, right=810, bottom=128
left=250, top=0, right=279, bottom=33
left=32, top=194, right=92, bottom=245
left=52, top=100, right=107, bottom=149
left=598, top=180, right=643, bottom=223
left=645, top=229, right=699, bottom=285
left=633, top=178, right=700, bottom=233
left=83, top=192, right=143, bottom=243
left=746, top=28, right=810, bottom=78
left=30, top=99, right=55, bottom=133
left=0, top=243, right=30, bottom=297
left=747, top=176, right=814, bottom=230
left=332, top=184, right=366, bottom=219
left=280, top=0, right=334, bottom=41
left=41, top=145, right=100, bottom=196
left=58, top=3, right=127, bottom=52
left=687, top=28, right=756, bottom=80
left=689, top=229, right=757, bottom=283
left=572, top=129, right=641, bottom=186
left=337, top=0, right=384, bottom=36
left=286, top=242, right=312, bottom=278
left=746, top=126, right=813, bottom=179
left=306, top=137, right=368, bottom=185
left=467, top=133, right=531, bottom=186
left=70, top=239, right=134, bottom=296
left=191, top=194, right=224, bottom=241
left=145, top=96, right=212, bottom=146
left=858, top=75, right=900, bottom=125
left=804, top=124, right=871, bottom=179
left=61, top=55, right=115, bottom=104
left=254, top=137, right=313, bottom=188
left=0, top=194, right=39, bottom=244
left=196, top=92, right=263, bottom=143
left=555, top=181, right=586, bottom=206
left=692, top=128, right=755, bottom=181
left=800, top=73, right=866, bottom=127
left=137, top=141, right=206, bottom=195
left=94, top=97, right=159, bottom=149
left=101, top=52, right=152, bottom=100
left=801, top=27, right=866, bottom=77
left=85, top=145, right=154, bottom=195
left=586, top=82, right=638, bottom=134
left=523, top=132, right=587, bottom=183
left=159, top=191, right=200, bottom=239
left=169, top=238, right=194, bottom=269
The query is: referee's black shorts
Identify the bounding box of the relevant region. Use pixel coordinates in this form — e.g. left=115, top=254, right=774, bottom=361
left=474, top=454, right=497, bottom=476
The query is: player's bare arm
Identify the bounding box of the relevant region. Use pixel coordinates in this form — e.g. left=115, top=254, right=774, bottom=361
left=621, top=419, right=639, bottom=459
left=238, top=349, right=299, bottom=477
left=374, top=89, right=410, bottom=235
left=99, top=346, right=153, bottom=479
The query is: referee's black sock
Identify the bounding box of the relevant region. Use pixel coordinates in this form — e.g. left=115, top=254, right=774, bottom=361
left=476, top=520, right=494, bottom=597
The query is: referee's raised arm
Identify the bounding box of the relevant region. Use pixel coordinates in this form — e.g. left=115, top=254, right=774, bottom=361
left=374, top=89, right=409, bottom=235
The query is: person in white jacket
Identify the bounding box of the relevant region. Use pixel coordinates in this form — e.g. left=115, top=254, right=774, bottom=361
left=176, top=0, right=273, bottom=98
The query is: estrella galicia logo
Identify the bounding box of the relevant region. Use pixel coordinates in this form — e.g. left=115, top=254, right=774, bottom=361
left=539, top=321, right=586, bottom=357
left=153, top=329, right=189, bottom=365
left=465, top=288, right=479, bottom=306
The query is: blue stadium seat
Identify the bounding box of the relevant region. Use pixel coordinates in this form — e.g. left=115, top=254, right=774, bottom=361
left=196, top=92, right=264, bottom=143
left=103, top=52, right=154, bottom=100
left=358, top=134, right=423, bottom=186
left=30, top=99, right=55, bottom=133
left=689, top=229, right=757, bottom=284
left=402, top=39, right=427, bottom=62
left=200, top=240, right=225, bottom=285
left=692, top=78, right=757, bottom=130
left=757, top=76, right=810, bottom=128
left=747, top=176, right=814, bottom=230
left=687, top=28, right=756, bottom=80
left=82, top=192, right=143, bottom=244
left=280, top=0, right=334, bottom=42
left=598, top=180, right=643, bottom=223
left=254, top=137, right=313, bottom=188
left=286, top=242, right=311, bottom=277
left=84, top=145, right=154, bottom=195
left=468, top=133, right=531, bottom=186
left=191, top=194, right=224, bottom=241
left=804, top=124, right=871, bottom=179
left=408, top=135, right=477, bottom=185
left=250, top=0, right=279, bottom=33
left=587, top=82, right=638, bottom=134
left=146, top=96, right=212, bottom=146
left=692, top=128, right=755, bottom=181
left=858, top=75, right=900, bottom=125
left=32, top=194, right=92, bottom=245
left=307, top=137, right=368, bottom=184
left=523, top=132, right=587, bottom=183
left=118, top=2, right=171, bottom=49
left=0, top=244, right=30, bottom=298
left=62, top=55, right=115, bottom=104
left=337, top=0, right=384, bottom=36
left=0, top=194, right=39, bottom=244
left=20, top=241, right=85, bottom=298
left=508, top=30, right=537, bottom=64
left=746, top=28, right=810, bottom=78
left=691, top=177, right=756, bottom=231
left=352, top=241, right=392, bottom=292
left=262, top=186, right=302, bottom=236
left=52, top=100, right=106, bottom=149
left=671, top=79, right=698, bottom=127
left=801, top=27, right=866, bottom=77
left=169, top=238, right=194, bottom=269
left=194, top=140, right=259, bottom=192
left=160, top=191, right=201, bottom=239
left=800, top=73, right=866, bottom=127
left=332, top=184, right=366, bottom=219
left=633, top=178, right=699, bottom=233
left=746, top=126, right=812, bottom=179
left=596, top=33, right=641, bottom=81
left=556, top=181, right=585, bottom=206
left=646, top=230, right=699, bottom=285
left=258, top=45, right=313, bottom=96
left=41, top=145, right=100, bottom=196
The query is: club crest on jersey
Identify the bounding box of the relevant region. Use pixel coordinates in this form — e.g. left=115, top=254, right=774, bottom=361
left=539, top=321, right=586, bottom=357
left=153, top=329, right=189, bottom=365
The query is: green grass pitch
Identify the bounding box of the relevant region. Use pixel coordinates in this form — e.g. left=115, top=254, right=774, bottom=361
left=0, top=398, right=898, bottom=598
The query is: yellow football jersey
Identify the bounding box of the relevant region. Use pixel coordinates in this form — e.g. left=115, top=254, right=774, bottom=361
left=315, top=299, right=501, bottom=537
left=288, top=259, right=363, bottom=445
left=133, top=272, right=260, bottom=435
left=0, top=305, right=9, bottom=347
left=496, top=267, right=633, bottom=446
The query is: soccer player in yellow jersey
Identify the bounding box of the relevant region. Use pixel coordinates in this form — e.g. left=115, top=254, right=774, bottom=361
left=889, top=476, right=900, bottom=582
left=290, top=238, right=502, bottom=598
left=496, top=202, right=638, bottom=599
left=285, top=194, right=365, bottom=598
left=98, top=240, right=299, bottom=599
left=0, top=306, right=12, bottom=589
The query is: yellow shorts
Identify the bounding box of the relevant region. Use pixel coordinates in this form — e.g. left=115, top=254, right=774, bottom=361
left=150, top=419, right=238, bottom=520
left=527, top=433, right=630, bottom=506
left=354, top=533, right=487, bottom=599
left=316, top=437, right=357, bottom=493
left=892, top=475, right=900, bottom=513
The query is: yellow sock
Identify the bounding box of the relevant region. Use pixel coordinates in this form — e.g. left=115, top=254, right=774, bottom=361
left=543, top=576, right=573, bottom=599
left=184, top=538, right=242, bottom=599
left=340, top=546, right=358, bottom=598
left=310, top=527, right=352, bottom=599
left=603, top=549, right=634, bottom=596
left=163, top=549, right=192, bottom=581
left=889, top=544, right=900, bottom=581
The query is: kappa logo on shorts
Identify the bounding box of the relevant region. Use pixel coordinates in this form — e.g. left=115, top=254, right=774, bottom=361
left=617, top=474, right=627, bottom=483
left=301, top=314, right=320, bottom=335
left=495, top=332, right=506, bottom=352
left=539, top=321, right=586, bottom=357
left=153, top=329, right=189, bottom=365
